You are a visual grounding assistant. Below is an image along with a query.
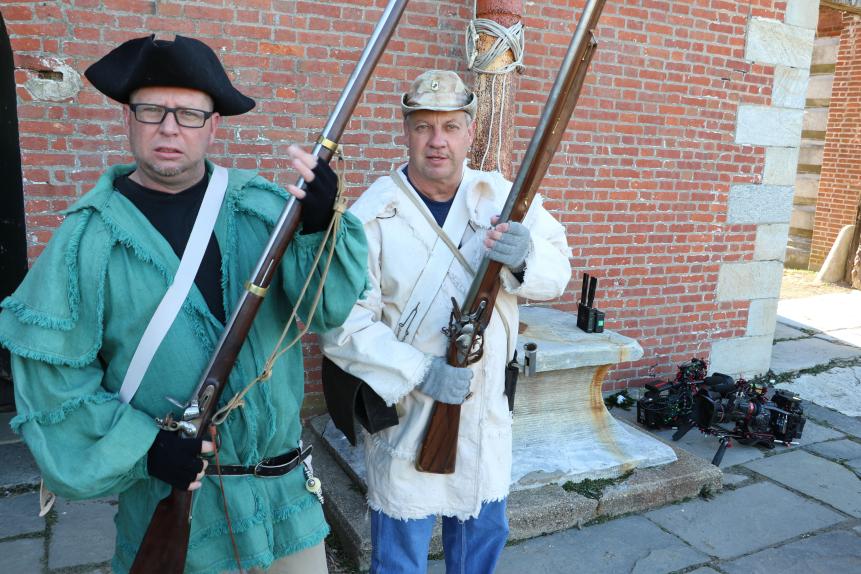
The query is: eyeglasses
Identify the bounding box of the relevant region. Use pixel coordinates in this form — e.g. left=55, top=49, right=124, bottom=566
left=129, top=103, right=215, bottom=128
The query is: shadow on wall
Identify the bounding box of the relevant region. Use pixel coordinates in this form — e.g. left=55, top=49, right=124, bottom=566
left=0, top=10, right=30, bottom=412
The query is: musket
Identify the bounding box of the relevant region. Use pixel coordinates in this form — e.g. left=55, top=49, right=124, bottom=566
left=416, top=0, right=608, bottom=474
left=129, top=1, right=410, bottom=571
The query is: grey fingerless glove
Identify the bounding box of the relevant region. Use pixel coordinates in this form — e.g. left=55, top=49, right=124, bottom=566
left=488, top=221, right=531, bottom=271
left=418, top=356, right=473, bottom=405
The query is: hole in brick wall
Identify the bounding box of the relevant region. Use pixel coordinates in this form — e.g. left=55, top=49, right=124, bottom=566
left=36, top=69, right=63, bottom=81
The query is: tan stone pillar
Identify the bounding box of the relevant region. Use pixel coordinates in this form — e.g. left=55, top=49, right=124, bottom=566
left=467, top=0, right=523, bottom=179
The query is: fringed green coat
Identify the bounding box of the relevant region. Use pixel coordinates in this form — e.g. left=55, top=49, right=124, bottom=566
left=0, top=163, right=368, bottom=574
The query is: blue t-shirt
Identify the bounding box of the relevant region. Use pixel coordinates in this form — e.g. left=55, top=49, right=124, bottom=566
left=403, top=167, right=454, bottom=227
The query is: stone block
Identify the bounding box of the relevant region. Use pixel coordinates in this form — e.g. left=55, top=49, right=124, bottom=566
left=777, top=291, right=861, bottom=332
left=763, top=146, right=800, bottom=186
left=746, top=298, right=778, bottom=337
left=775, top=366, right=861, bottom=415
left=793, top=171, right=821, bottom=202
left=807, top=74, right=834, bottom=101
left=467, top=516, right=709, bottom=574
left=0, top=492, right=44, bottom=539
left=727, top=185, right=794, bottom=225
left=645, top=482, right=844, bottom=559
left=790, top=204, right=816, bottom=231
left=804, top=107, right=829, bottom=132
left=771, top=340, right=861, bottom=376
left=785, top=0, right=822, bottom=29
left=709, top=335, right=774, bottom=378
left=797, top=145, right=823, bottom=166
left=802, top=401, right=861, bottom=437
left=0, top=538, right=45, bottom=574
left=774, top=321, right=808, bottom=341
left=717, top=261, right=783, bottom=301
left=736, top=106, right=804, bottom=146
left=746, top=17, right=815, bottom=69
left=744, top=449, right=861, bottom=517
left=49, top=498, right=116, bottom=570
left=720, top=472, right=750, bottom=487
left=754, top=224, right=789, bottom=261
left=792, top=419, right=846, bottom=446
left=806, top=439, right=861, bottom=462
left=0, top=442, right=41, bottom=492
left=812, top=36, right=839, bottom=67
left=722, top=530, right=861, bottom=574
left=506, top=486, right=598, bottom=541
left=595, top=435, right=722, bottom=518
left=773, top=66, right=809, bottom=108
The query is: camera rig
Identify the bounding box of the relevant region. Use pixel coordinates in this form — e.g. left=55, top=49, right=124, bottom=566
left=636, top=358, right=806, bottom=466
left=636, top=358, right=707, bottom=429
left=671, top=373, right=806, bottom=465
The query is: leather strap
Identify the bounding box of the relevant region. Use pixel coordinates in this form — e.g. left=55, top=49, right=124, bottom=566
left=390, top=169, right=474, bottom=344
left=119, top=164, right=229, bottom=404
left=392, top=169, right=514, bottom=360
left=207, top=445, right=312, bottom=477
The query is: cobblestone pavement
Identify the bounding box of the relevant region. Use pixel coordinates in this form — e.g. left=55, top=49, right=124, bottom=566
left=2, top=292, right=860, bottom=573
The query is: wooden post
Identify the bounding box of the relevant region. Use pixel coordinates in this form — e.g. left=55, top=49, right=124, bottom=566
left=468, top=0, right=523, bottom=179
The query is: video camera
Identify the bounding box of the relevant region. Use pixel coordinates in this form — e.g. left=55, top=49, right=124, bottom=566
left=672, top=373, right=806, bottom=465
left=636, top=358, right=707, bottom=429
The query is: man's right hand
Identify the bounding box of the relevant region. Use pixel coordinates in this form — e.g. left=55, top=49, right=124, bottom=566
left=146, top=430, right=213, bottom=491
left=417, top=356, right=473, bottom=405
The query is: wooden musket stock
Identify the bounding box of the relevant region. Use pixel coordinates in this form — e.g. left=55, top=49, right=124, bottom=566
left=416, top=0, right=607, bottom=474
left=128, top=1, right=409, bottom=571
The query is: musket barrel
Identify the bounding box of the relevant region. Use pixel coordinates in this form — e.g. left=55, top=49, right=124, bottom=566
left=186, top=0, right=411, bottom=432
left=417, top=0, right=607, bottom=475
left=130, top=2, right=412, bottom=572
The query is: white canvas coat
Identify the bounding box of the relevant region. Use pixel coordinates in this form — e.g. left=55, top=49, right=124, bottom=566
left=321, top=164, right=571, bottom=520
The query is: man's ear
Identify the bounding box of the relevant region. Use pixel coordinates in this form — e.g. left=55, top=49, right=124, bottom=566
left=208, top=113, right=221, bottom=146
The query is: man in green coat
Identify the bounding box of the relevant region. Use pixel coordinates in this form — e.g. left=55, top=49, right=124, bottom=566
left=0, top=35, right=368, bottom=573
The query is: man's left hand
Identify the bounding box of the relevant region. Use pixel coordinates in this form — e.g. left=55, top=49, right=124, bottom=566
left=285, top=144, right=338, bottom=235
left=485, top=216, right=531, bottom=271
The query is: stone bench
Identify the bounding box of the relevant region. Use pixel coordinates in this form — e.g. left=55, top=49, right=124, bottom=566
left=512, top=305, right=677, bottom=489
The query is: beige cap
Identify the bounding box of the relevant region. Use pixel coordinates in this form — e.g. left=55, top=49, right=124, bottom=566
left=401, top=70, right=477, bottom=119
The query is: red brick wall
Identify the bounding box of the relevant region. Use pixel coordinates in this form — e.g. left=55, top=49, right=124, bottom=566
left=2, top=0, right=786, bottom=400
left=810, top=11, right=861, bottom=269
left=818, top=4, right=845, bottom=38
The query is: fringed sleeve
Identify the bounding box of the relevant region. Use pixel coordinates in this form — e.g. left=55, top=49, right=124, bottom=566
left=0, top=209, right=158, bottom=499
left=281, top=210, right=369, bottom=333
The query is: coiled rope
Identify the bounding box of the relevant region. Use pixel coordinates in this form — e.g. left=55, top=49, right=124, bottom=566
left=465, top=14, right=525, bottom=172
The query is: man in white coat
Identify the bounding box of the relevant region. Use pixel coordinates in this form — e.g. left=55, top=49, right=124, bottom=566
left=321, top=70, right=572, bottom=573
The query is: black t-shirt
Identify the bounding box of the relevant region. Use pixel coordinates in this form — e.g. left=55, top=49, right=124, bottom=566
left=114, top=173, right=226, bottom=324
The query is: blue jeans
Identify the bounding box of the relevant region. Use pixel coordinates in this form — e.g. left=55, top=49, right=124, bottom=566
left=370, top=499, right=509, bottom=574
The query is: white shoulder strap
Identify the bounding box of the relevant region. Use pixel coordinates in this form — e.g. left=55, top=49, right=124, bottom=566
left=119, top=164, right=229, bottom=404
left=392, top=170, right=514, bottom=359
left=390, top=170, right=473, bottom=344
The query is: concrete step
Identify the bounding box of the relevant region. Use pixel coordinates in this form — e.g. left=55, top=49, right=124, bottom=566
left=306, top=414, right=721, bottom=572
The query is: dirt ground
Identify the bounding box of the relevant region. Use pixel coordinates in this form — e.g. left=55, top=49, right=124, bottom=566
left=779, top=268, right=856, bottom=299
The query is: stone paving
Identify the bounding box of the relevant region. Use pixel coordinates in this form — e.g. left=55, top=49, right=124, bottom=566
left=1, top=292, right=860, bottom=573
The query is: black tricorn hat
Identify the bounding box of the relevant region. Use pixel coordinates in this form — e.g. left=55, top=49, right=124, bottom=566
left=85, top=35, right=255, bottom=116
